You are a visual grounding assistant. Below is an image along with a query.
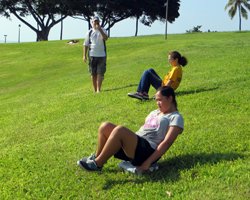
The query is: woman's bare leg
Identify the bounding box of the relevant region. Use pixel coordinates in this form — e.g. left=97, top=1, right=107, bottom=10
left=95, top=125, right=138, bottom=167
left=96, top=122, right=117, bottom=157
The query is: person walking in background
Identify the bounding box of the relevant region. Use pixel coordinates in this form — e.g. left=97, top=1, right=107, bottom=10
left=128, top=51, right=188, bottom=100
left=83, top=16, right=108, bottom=93
left=77, top=86, right=184, bottom=172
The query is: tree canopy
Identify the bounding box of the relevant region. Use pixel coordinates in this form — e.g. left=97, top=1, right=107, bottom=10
left=70, top=0, right=180, bottom=32
left=0, top=0, right=181, bottom=41
left=0, top=0, right=71, bottom=41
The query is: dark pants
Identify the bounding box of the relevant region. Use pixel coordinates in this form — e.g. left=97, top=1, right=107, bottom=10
left=137, top=68, right=162, bottom=94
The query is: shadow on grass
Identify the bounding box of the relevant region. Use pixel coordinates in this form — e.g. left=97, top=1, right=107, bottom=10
left=176, top=86, right=219, bottom=96
left=103, top=84, right=138, bottom=92
left=102, top=152, right=243, bottom=190
left=103, top=84, right=218, bottom=97
left=136, top=87, right=220, bottom=102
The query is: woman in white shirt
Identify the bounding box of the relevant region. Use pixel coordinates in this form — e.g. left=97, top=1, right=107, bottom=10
left=77, top=86, right=184, bottom=172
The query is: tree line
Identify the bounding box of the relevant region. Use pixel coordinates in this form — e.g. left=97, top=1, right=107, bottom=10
left=0, top=0, right=181, bottom=41
left=1, top=0, right=249, bottom=41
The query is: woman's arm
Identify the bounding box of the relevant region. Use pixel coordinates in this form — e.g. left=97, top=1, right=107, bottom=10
left=162, top=67, right=180, bottom=86
left=137, top=126, right=183, bottom=171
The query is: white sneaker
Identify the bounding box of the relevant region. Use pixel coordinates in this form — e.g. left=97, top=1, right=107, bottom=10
left=118, top=161, right=159, bottom=174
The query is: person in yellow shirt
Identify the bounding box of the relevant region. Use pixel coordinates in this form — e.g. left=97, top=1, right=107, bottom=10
left=128, top=51, right=188, bottom=100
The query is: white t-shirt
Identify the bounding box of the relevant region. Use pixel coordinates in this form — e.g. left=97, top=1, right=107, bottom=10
left=136, top=110, right=184, bottom=149
left=84, top=28, right=107, bottom=57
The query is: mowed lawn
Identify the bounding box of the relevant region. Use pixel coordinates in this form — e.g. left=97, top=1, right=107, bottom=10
left=0, top=31, right=249, bottom=199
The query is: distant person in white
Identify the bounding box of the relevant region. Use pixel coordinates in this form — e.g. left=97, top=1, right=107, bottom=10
left=83, top=16, right=108, bottom=93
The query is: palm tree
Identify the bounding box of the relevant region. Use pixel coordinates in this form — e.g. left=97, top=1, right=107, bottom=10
left=225, top=0, right=250, bottom=31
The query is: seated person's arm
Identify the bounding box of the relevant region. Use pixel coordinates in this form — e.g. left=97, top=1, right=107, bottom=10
left=138, top=126, right=183, bottom=171
left=164, top=80, right=173, bottom=87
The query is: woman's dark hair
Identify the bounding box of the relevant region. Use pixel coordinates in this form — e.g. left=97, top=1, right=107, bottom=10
left=158, top=86, right=178, bottom=109
left=169, top=51, right=188, bottom=67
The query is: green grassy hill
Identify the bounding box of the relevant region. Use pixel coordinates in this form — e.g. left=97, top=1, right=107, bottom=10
left=0, top=32, right=249, bottom=199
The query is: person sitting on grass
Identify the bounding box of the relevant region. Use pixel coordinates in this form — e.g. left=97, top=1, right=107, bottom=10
left=77, top=86, right=184, bottom=172
left=128, top=51, right=188, bottom=100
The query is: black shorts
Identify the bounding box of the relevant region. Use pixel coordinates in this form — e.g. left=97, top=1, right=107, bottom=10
left=114, top=135, right=155, bottom=166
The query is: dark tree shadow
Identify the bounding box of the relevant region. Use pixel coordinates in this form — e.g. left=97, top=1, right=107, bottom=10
left=102, top=152, right=243, bottom=190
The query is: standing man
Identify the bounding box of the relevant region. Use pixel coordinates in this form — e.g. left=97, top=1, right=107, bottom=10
left=83, top=16, right=108, bottom=93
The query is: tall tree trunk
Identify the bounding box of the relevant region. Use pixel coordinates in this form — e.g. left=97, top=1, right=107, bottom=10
left=135, top=16, right=139, bottom=37
left=60, top=18, right=63, bottom=40
left=238, top=4, right=241, bottom=31
left=36, top=29, right=50, bottom=41
left=108, top=18, right=110, bottom=37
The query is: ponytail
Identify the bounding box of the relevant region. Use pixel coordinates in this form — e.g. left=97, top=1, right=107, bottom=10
left=169, top=51, right=188, bottom=67
left=179, top=56, right=188, bottom=67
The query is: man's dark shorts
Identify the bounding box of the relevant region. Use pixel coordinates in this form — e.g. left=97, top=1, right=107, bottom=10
left=88, top=56, right=106, bottom=76
left=114, top=135, right=155, bottom=166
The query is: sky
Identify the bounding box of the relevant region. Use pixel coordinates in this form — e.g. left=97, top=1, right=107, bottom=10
left=0, top=0, right=249, bottom=43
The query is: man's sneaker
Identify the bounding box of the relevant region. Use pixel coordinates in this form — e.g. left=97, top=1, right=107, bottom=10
left=77, top=159, right=102, bottom=171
